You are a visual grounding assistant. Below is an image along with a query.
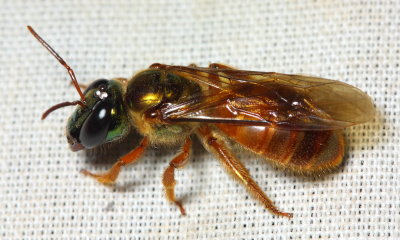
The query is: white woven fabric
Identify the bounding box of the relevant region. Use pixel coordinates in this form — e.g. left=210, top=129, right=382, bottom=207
left=1, top=0, right=399, bottom=239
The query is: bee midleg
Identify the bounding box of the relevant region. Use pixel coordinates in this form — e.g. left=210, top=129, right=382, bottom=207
left=208, top=63, right=236, bottom=69
left=81, top=137, right=149, bottom=185
left=196, top=126, right=293, bottom=218
left=162, top=138, right=192, bottom=215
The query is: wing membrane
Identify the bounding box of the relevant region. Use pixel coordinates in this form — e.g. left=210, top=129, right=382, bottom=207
left=158, top=65, right=375, bottom=131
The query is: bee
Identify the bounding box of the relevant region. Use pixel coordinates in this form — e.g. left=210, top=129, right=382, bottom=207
left=28, top=26, right=375, bottom=218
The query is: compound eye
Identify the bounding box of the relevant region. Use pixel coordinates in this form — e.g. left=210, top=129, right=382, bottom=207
left=79, top=101, right=112, bottom=148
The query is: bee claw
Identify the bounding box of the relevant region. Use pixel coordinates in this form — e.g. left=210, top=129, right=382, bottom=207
left=80, top=169, right=116, bottom=185
left=175, top=201, right=186, bottom=216
left=282, top=212, right=293, bottom=219
left=80, top=169, right=92, bottom=176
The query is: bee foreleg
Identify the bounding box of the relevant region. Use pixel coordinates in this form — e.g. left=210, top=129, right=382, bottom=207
left=81, top=137, right=149, bottom=185
left=196, top=126, right=293, bottom=219
left=162, top=138, right=192, bottom=216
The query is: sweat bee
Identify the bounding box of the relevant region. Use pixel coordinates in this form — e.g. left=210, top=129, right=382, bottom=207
left=28, top=26, right=375, bottom=218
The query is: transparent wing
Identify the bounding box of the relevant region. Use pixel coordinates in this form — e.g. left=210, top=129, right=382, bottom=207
left=157, top=65, right=375, bottom=131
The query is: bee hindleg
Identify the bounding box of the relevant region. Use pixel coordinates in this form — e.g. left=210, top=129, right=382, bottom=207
left=196, top=126, right=293, bottom=218
left=208, top=63, right=236, bottom=69
left=162, top=138, right=192, bottom=216
left=81, top=137, right=149, bottom=185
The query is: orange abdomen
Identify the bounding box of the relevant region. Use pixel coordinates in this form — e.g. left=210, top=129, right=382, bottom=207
left=215, top=124, right=345, bottom=174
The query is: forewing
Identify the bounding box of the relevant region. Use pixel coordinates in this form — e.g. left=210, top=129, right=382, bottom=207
left=158, top=66, right=375, bottom=131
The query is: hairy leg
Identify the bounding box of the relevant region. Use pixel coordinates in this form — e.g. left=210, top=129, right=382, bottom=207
left=162, top=138, right=192, bottom=215
left=197, top=126, right=292, bottom=218
left=81, top=137, right=149, bottom=184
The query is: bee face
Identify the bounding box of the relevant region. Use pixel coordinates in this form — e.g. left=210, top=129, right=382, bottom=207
left=67, top=79, right=129, bottom=151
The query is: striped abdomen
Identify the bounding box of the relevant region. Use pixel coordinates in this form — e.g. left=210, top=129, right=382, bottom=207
left=215, top=124, right=345, bottom=174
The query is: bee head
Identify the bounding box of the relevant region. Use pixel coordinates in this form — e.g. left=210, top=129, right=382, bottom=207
left=28, top=26, right=129, bottom=151
left=66, top=79, right=129, bottom=151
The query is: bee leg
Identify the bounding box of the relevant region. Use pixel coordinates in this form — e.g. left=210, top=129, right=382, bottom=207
left=162, top=138, right=192, bottom=216
left=208, top=63, right=236, bottom=69
left=197, top=126, right=293, bottom=219
left=81, top=137, right=149, bottom=185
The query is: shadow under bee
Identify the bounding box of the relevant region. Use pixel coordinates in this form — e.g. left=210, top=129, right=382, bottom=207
left=82, top=130, right=143, bottom=165
left=81, top=130, right=209, bottom=192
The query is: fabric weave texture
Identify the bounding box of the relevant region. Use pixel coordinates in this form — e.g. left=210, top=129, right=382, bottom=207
left=0, top=1, right=399, bottom=239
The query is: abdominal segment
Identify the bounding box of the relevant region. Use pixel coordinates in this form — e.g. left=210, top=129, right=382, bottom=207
left=214, top=124, right=345, bottom=175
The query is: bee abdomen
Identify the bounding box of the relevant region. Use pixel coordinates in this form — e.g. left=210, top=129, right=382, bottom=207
left=215, top=125, right=345, bottom=174
left=284, top=130, right=344, bottom=173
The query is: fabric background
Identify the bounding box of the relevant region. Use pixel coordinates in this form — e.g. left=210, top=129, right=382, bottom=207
left=1, top=0, right=399, bottom=239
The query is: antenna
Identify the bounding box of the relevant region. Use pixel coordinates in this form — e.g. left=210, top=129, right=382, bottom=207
left=27, top=26, right=87, bottom=119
